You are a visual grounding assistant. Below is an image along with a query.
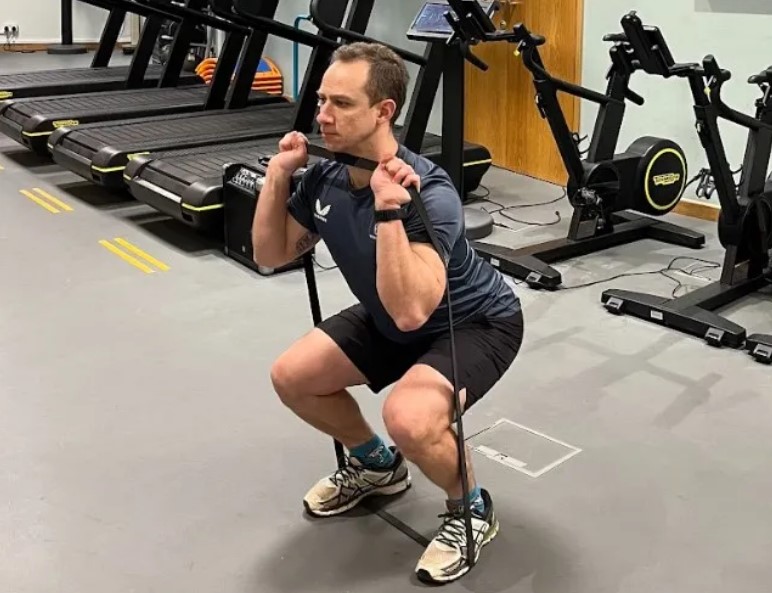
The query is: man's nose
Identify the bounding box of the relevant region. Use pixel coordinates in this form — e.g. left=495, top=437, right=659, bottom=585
left=317, top=108, right=333, bottom=125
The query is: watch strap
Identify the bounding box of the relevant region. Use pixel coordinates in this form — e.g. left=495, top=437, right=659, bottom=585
left=374, top=205, right=410, bottom=222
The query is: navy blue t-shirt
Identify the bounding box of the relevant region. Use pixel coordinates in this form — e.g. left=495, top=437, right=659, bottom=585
left=287, top=144, right=520, bottom=344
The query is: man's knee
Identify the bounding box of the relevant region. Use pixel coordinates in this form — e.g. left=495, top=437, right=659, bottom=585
left=383, top=398, right=435, bottom=453
left=382, top=367, right=454, bottom=454
left=270, top=352, right=307, bottom=408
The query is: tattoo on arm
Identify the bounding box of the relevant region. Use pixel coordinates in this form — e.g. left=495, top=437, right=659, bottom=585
left=295, top=232, right=318, bottom=256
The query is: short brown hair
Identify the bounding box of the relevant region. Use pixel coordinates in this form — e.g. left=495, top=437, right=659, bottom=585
left=331, top=42, right=410, bottom=124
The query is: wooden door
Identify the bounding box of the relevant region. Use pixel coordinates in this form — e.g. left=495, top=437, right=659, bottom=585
left=464, top=0, right=584, bottom=185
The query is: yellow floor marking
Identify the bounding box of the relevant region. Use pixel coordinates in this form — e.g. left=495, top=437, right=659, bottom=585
left=113, top=238, right=170, bottom=271
left=32, top=188, right=73, bottom=212
left=99, top=240, right=154, bottom=274
left=20, top=189, right=59, bottom=214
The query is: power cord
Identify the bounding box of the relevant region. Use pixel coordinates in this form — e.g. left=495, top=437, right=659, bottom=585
left=2, top=30, right=33, bottom=53
left=468, top=184, right=568, bottom=228
left=466, top=184, right=724, bottom=295
left=312, top=254, right=337, bottom=272
left=556, top=256, right=721, bottom=297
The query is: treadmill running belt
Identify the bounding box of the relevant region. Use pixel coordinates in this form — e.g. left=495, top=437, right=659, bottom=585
left=127, top=132, right=492, bottom=229
left=0, top=86, right=279, bottom=154
left=0, top=64, right=200, bottom=99
left=49, top=103, right=296, bottom=187
left=140, top=139, right=278, bottom=196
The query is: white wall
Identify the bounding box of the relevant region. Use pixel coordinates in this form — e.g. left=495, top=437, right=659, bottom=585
left=262, top=0, right=444, bottom=134
left=0, top=0, right=130, bottom=44
left=581, top=0, right=772, bottom=201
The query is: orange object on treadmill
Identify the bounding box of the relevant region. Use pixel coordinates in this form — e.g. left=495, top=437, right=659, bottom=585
left=195, top=56, right=284, bottom=94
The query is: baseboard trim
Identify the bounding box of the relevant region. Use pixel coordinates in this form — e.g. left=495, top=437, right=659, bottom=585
left=1, top=42, right=130, bottom=53
left=673, top=199, right=720, bottom=222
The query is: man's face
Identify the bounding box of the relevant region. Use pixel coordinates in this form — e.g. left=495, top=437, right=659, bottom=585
left=316, top=59, right=393, bottom=152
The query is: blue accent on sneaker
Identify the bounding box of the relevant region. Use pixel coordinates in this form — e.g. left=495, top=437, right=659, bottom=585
left=349, top=435, right=395, bottom=469
left=447, top=485, right=485, bottom=515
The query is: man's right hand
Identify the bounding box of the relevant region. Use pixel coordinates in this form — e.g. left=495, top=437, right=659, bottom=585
left=268, top=131, right=309, bottom=175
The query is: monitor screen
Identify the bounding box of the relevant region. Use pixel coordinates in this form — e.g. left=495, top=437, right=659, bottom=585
left=411, top=2, right=454, bottom=35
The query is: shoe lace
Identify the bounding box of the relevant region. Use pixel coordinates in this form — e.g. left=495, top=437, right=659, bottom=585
left=434, top=509, right=471, bottom=550
left=329, top=462, right=364, bottom=490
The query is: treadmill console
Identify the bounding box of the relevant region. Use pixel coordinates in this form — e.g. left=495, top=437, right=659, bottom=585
left=223, top=156, right=319, bottom=276
left=407, top=0, right=496, bottom=41
left=226, top=158, right=315, bottom=194
left=229, top=165, right=264, bottom=194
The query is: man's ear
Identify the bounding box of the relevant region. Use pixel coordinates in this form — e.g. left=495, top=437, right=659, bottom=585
left=377, top=99, right=397, bottom=124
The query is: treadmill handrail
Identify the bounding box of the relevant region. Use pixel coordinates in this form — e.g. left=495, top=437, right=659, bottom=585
left=308, top=0, right=427, bottom=66
left=232, top=0, right=339, bottom=49
left=134, top=0, right=250, bottom=33
left=84, top=0, right=180, bottom=20
left=77, top=0, right=125, bottom=11
left=209, top=0, right=276, bottom=33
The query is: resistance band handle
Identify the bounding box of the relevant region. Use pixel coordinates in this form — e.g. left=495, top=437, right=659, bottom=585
left=305, top=143, right=450, bottom=266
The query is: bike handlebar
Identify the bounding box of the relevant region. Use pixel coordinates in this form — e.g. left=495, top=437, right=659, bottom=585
left=603, top=33, right=627, bottom=43
left=513, top=23, right=622, bottom=106
left=748, top=66, right=772, bottom=86
left=700, top=55, right=772, bottom=132
left=625, top=88, right=645, bottom=106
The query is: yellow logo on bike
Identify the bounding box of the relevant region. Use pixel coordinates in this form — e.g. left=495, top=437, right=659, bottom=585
left=653, top=172, right=681, bottom=187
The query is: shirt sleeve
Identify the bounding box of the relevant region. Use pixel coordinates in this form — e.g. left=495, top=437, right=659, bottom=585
left=285, top=164, right=320, bottom=235
left=401, top=173, right=464, bottom=262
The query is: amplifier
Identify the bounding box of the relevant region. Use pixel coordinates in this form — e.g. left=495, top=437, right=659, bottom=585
left=222, top=157, right=316, bottom=276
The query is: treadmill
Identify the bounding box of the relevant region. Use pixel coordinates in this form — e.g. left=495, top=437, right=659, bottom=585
left=0, top=0, right=284, bottom=155
left=46, top=0, right=361, bottom=188
left=0, top=0, right=200, bottom=100
left=119, top=0, right=492, bottom=231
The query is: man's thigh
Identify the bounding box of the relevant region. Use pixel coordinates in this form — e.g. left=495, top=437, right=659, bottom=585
left=416, top=311, right=525, bottom=411
left=273, top=325, right=369, bottom=396
left=315, top=304, right=425, bottom=393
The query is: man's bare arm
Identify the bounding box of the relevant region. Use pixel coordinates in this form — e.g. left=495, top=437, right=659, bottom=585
left=252, top=167, right=318, bottom=268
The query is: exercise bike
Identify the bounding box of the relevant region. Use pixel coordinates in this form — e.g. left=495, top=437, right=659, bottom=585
left=600, top=12, right=772, bottom=363
left=455, top=13, right=705, bottom=289
left=153, top=19, right=212, bottom=72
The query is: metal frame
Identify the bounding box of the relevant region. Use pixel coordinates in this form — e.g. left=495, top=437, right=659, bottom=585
left=601, top=35, right=772, bottom=355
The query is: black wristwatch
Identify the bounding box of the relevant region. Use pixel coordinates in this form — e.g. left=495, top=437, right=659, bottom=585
left=374, top=204, right=410, bottom=223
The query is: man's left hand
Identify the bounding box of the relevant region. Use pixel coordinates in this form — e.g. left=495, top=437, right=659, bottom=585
left=371, top=156, right=421, bottom=210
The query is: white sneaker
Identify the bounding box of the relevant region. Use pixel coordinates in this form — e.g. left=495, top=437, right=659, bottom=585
left=303, top=447, right=411, bottom=517
left=415, top=489, right=499, bottom=584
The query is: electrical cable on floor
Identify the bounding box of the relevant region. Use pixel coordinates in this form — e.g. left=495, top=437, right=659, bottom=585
left=312, top=254, right=337, bottom=272
left=557, top=256, right=722, bottom=297
left=468, top=184, right=568, bottom=228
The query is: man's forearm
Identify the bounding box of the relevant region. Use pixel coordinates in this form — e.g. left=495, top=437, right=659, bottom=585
left=252, top=166, right=292, bottom=266
left=376, top=219, right=444, bottom=331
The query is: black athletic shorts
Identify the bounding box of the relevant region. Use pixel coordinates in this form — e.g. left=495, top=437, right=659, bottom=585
left=317, top=304, right=525, bottom=411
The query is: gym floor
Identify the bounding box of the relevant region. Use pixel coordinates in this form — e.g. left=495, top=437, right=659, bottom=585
left=2, top=51, right=772, bottom=593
